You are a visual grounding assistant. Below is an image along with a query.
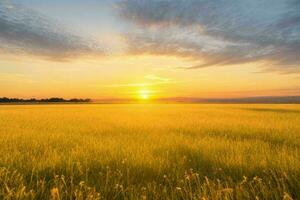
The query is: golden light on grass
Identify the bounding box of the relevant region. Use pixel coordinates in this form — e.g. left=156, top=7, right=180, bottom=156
left=0, top=104, right=300, bottom=199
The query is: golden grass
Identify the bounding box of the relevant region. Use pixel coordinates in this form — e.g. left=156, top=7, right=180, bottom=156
left=0, top=104, right=299, bottom=199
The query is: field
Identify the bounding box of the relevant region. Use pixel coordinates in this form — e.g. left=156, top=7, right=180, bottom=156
left=0, top=104, right=300, bottom=199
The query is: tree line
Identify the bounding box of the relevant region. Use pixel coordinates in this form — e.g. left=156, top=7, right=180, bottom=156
left=0, top=97, right=91, bottom=103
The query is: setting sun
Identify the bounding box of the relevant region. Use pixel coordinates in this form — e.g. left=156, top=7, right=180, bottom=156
left=139, top=89, right=151, bottom=100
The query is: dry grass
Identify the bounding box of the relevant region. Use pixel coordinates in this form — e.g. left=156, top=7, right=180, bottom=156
left=0, top=104, right=299, bottom=199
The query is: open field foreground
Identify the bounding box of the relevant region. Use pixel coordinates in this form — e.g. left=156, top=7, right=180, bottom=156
left=0, top=104, right=300, bottom=200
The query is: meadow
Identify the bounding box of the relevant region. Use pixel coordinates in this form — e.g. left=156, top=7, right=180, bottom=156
left=0, top=104, right=299, bottom=200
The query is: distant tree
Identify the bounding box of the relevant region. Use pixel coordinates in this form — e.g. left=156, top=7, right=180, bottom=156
left=0, top=97, right=91, bottom=103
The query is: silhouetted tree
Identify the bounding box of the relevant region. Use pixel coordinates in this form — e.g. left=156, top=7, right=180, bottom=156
left=0, top=97, right=91, bottom=103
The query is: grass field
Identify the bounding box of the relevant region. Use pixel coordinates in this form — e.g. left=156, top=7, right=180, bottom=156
left=0, top=104, right=299, bottom=199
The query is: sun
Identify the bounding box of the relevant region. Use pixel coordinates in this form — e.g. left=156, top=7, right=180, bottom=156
left=139, top=89, right=151, bottom=100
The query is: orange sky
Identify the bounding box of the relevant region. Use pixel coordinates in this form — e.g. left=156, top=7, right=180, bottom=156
left=1, top=54, right=300, bottom=100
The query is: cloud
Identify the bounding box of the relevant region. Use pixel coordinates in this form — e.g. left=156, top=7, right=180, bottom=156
left=117, top=0, right=300, bottom=73
left=144, top=74, right=171, bottom=82
left=103, top=74, right=174, bottom=88
left=0, top=1, right=104, bottom=61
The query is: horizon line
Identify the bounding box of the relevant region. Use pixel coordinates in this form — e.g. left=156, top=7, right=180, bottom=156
left=2, top=96, right=300, bottom=104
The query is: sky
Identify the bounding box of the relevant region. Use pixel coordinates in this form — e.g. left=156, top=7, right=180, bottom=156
left=0, top=0, right=300, bottom=100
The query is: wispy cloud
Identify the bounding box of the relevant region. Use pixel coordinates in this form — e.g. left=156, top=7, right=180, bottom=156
left=1, top=0, right=299, bottom=73
left=117, top=0, right=300, bottom=73
left=144, top=74, right=171, bottom=82
left=0, top=1, right=104, bottom=61
left=103, top=75, right=174, bottom=88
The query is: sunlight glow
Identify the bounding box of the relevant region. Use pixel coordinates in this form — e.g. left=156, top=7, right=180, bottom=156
left=139, top=89, right=151, bottom=100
